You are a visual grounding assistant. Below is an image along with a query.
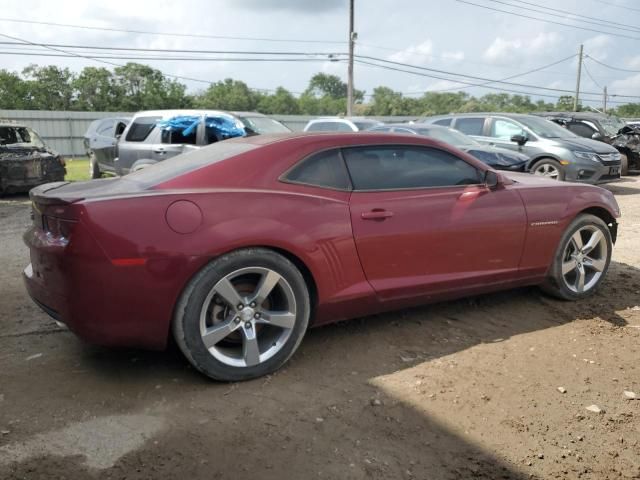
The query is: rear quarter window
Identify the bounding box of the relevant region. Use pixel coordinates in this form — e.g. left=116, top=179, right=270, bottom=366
left=283, top=149, right=350, bottom=190
left=455, top=117, right=486, bottom=136
left=125, top=116, right=161, bottom=142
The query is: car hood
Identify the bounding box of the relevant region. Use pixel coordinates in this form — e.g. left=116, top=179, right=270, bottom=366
left=551, top=136, right=618, bottom=154
left=0, top=146, right=56, bottom=160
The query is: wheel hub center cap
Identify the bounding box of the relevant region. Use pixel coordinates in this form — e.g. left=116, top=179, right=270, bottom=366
left=240, top=307, right=255, bottom=322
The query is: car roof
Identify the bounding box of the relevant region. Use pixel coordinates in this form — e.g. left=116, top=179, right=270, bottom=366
left=131, top=109, right=238, bottom=120
left=373, top=123, right=448, bottom=129
left=533, top=111, right=611, bottom=120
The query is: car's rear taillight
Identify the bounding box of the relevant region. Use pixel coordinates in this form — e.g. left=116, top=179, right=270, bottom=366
left=43, top=216, right=77, bottom=246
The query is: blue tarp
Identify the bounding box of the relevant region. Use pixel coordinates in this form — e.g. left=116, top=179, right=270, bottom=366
left=157, top=115, right=246, bottom=140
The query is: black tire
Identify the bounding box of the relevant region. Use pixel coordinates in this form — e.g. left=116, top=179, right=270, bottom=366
left=620, top=153, right=629, bottom=176
left=89, top=152, right=101, bottom=179
left=531, top=158, right=566, bottom=181
left=173, top=248, right=310, bottom=381
left=541, top=214, right=612, bottom=301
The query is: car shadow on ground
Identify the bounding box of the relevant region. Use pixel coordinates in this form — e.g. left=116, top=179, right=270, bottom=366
left=3, top=261, right=638, bottom=479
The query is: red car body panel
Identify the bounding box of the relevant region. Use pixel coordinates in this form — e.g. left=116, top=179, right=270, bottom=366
left=23, top=133, right=620, bottom=350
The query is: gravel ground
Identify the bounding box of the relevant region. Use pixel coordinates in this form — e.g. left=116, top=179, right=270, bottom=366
left=0, top=178, right=639, bottom=480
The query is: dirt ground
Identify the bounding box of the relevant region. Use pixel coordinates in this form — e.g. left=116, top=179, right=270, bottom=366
left=0, top=178, right=639, bottom=480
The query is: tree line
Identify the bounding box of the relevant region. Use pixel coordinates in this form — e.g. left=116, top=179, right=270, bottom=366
left=1, top=62, right=639, bottom=117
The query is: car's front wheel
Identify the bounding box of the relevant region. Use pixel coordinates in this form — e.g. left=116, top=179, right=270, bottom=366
left=542, top=214, right=612, bottom=300
left=173, top=248, right=310, bottom=381
left=532, top=158, right=565, bottom=181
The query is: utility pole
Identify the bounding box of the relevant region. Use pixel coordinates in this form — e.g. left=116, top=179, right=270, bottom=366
left=347, top=0, right=355, bottom=117
left=574, top=44, right=583, bottom=112
left=603, top=86, right=608, bottom=114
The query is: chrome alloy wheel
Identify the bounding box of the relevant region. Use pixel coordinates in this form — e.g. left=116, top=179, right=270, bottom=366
left=199, top=267, right=297, bottom=368
left=533, top=163, right=560, bottom=179
left=561, top=226, right=608, bottom=293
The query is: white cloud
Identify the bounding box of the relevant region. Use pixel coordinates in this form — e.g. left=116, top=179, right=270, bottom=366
left=583, top=34, right=613, bottom=61
left=388, top=40, right=434, bottom=65
left=442, top=51, right=465, bottom=62
left=483, top=32, right=561, bottom=63
left=610, top=73, right=640, bottom=93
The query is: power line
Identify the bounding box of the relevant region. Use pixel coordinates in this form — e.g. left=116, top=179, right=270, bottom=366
left=355, top=54, right=607, bottom=96
left=0, top=50, right=344, bottom=62
left=0, top=41, right=345, bottom=57
left=485, top=0, right=640, bottom=34
left=455, top=0, right=640, bottom=41
left=582, top=60, right=604, bottom=90
left=586, top=0, right=640, bottom=13
left=0, top=17, right=346, bottom=45
left=585, top=54, right=640, bottom=73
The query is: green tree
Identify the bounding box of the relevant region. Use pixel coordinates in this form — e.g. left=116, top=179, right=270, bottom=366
left=366, top=86, right=405, bottom=115
left=0, top=70, right=28, bottom=109
left=22, top=64, right=74, bottom=110
left=556, top=95, right=578, bottom=111
left=194, top=78, right=258, bottom=111
left=256, top=87, right=300, bottom=114
left=73, top=67, right=119, bottom=111
left=112, top=63, right=191, bottom=111
left=614, top=103, right=640, bottom=117
left=418, top=92, right=470, bottom=116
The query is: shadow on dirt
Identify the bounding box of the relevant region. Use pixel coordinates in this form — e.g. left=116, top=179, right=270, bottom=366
left=3, top=261, right=639, bottom=479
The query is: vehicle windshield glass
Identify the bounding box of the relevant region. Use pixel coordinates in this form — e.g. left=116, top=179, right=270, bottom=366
left=0, top=126, right=46, bottom=149
left=415, top=127, right=478, bottom=146
left=518, top=116, right=578, bottom=139
left=125, top=140, right=257, bottom=186
left=600, top=116, right=626, bottom=136
left=239, top=116, right=291, bottom=134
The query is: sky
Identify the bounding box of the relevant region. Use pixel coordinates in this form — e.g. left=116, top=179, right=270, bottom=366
left=1, top=0, right=640, bottom=107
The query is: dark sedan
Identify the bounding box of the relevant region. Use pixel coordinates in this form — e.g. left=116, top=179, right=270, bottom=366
left=369, top=123, right=530, bottom=171
left=24, top=133, right=618, bottom=381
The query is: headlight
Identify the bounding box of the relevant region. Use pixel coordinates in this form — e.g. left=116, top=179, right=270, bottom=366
left=573, top=151, right=600, bottom=161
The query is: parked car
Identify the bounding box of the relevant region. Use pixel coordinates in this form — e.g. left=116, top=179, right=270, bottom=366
left=369, top=123, right=529, bottom=171
left=84, top=117, right=130, bottom=179
left=422, top=113, right=622, bottom=184
left=24, top=132, right=619, bottom=381
left=303, top=117, right=383, bottom=132
left=533, top=112, right=640, bottom=175
left=0, top=121, right=65, bottom=195
left=102, top=110, right=290, bottom=176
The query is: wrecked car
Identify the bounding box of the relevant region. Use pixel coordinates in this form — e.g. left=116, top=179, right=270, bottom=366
left=0, top=121, right=65, bottom=195
left=103, top=110, right=291, bottom=176
left=534, top=112, right=639, bottom=175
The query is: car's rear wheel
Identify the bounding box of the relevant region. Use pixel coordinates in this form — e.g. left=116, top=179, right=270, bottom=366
left=542, top=214, right=612, bottom=300
left=532, top=158, right=565, bottom=181
left=173, top=248, right=310, bottom=381
left=89, top=152, right=101, bottom=179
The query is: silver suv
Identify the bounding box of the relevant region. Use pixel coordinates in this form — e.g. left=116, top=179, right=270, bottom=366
left=108, top=110, right=290, bottom=175
left=303, top=117, right=382, bottom=132
left=422, top=113, right=621, bottom=184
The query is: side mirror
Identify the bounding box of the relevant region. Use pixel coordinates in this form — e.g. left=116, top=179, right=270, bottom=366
left=591, top=132, right=604, bottom=141
left=510, top=134, right=528, bottom=146
left=115, top=134, right=122, bottom=141
left=484, top=170, right=500, bottom=189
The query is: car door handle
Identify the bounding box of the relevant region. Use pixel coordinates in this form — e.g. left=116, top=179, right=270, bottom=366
left=153, top=148, right=166, bottom=154
left=361, top=209, right=394, bottom=220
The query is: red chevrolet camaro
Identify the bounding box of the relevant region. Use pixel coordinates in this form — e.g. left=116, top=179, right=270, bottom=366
left=24, top=133, right=620, bottom=381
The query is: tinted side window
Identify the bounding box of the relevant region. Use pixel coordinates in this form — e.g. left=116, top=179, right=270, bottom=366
left=343, top=146, right=480, bottom=190
left=567, top=121, right=597, bottom=138
left=490, top=119, right=525, bottom=139
left=97, top=119, right=115, bottom=136
left=284, top=149, right=350, bottom=190
left=455, top=118, right=485, bottom=136
left=433, top=118, right=451, bottom=127
left=125, top=116, right=161, bottom=142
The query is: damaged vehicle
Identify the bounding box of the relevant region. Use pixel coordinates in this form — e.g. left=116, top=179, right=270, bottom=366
left=108, top=110, right=291, bottom=176
left=0, top=121, right=65, bottom=195
left=534, top=112, right=640, bottom=175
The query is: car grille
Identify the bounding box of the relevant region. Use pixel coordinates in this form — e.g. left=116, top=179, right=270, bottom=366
left=597, top=153, right=621, bottom=165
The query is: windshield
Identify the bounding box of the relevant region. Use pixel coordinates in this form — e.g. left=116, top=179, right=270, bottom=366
left=239, top=116, right=291, bottom=134
left=0, top=126, right=46, bottom=149
left=415, top=127, right=478, bottom=146
left=518, top=116, right=578, bottom=139
left=600, top=116, right=626, bottom=136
